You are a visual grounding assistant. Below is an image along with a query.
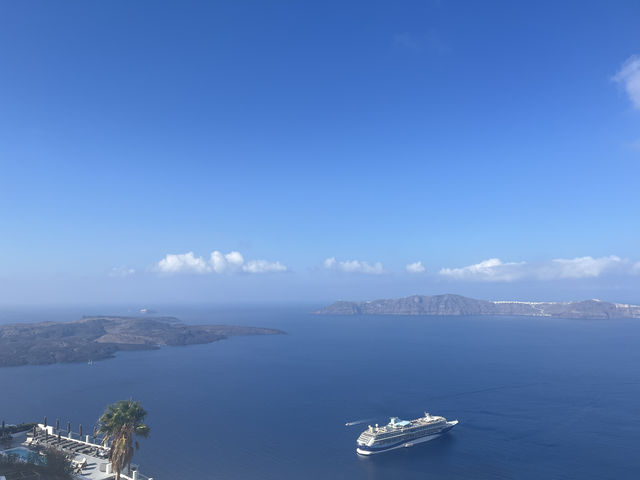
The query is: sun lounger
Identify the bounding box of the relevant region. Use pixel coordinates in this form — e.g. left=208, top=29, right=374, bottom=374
left=74, top=457, right=88, bottom=473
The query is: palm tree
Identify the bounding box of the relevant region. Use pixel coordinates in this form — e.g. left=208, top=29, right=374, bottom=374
left=97, top=400, right=150, bottom=480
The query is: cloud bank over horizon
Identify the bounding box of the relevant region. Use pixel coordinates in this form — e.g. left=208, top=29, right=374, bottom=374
left=108, top=251, right=640, bottom=294
left=439, top=255, right=634, bottom=282
left=145, top=253, right=640, bottom=280
left=155, top=251, right=287, bottom=275
left=26, top=252, right=640, bottom=306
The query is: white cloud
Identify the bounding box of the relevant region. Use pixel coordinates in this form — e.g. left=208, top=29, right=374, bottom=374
left=109, top=266, right=136, bottom=277
left=323, top=257, right=385, bottom=275
left=439, top=258, right=526, bottom=282
left=210, top=250, right=244, bottom=273
left=439, top=255, right=630, bottom=282
left=323, top=257, right=337, bottom=269
left=157, top=252, right=209, bottom=274
left=156, top=250, right=287, bottom=275
left=540, top=255, right=623, bottom=279
left=633, top=261, right=640, bottom=274
left=406, top=261, right=426, bottom=274
left=242, top=260, right=287, bottom=273
left=613, top=55, right=640, bottom=110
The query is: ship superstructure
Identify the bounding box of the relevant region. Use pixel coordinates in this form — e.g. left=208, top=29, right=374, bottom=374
left=356, top=412, right=458, bottom=455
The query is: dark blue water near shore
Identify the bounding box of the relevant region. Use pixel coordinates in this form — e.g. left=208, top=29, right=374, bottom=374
left=1, top=304, right=640, bottom=479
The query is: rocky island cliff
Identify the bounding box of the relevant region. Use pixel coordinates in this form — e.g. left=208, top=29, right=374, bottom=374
left=0, top=316, right=284, bottom=367
left=315, top=294, right=640, bottom=319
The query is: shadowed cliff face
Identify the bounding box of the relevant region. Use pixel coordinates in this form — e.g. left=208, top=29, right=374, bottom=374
left=315, top=294, right=640, bottom=319
left=0, top=316, right=284, bottom=367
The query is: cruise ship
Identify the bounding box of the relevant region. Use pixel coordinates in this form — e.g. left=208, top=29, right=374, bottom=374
left=356, top=412, right=458, bottom=455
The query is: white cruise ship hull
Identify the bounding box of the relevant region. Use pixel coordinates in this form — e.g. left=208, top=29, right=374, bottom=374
left=356, top=420, right=458, bottom=455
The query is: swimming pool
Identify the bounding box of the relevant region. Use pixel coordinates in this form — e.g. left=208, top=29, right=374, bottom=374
left=1, top=447, right=45, bottom=465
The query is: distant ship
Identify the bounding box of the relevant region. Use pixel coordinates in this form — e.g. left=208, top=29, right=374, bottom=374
left=356, top=412, right=458, bottom=455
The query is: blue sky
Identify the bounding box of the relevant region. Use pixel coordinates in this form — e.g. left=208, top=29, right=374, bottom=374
left=1, top=1, right=639, bottom=305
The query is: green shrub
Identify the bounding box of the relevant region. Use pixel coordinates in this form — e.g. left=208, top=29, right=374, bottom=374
left=0, top=446, right=74, bottom=480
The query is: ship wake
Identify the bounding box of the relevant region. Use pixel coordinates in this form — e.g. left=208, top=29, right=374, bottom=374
left=345, top=418, right=374, bottom=426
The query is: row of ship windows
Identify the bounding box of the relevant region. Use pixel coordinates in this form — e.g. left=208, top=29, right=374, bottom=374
left=374, top=429, right=443, bottom=444
left=374, top=425, right=442, bottom=438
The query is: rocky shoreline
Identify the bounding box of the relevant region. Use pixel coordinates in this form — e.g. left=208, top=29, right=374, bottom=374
left=315, top=294, right=640, bottom=319
left=0, top=316, right=284, bottom=367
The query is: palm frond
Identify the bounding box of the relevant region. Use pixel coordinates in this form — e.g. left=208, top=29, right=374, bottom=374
left=97, top=399, right=151, bottom=478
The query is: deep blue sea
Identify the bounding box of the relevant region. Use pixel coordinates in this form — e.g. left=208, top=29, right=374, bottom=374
left=1, top=304, right=639, bottom=479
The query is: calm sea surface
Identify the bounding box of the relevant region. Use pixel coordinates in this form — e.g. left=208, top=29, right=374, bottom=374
left=1, top=304, right=639, bottom=479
